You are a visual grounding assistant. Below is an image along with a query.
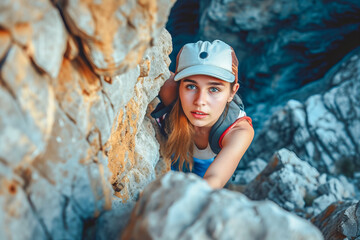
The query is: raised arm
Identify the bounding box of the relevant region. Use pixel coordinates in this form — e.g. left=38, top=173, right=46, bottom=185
left=203, top=120, right=254, bottom=189
left=159, top=71, right=179, bottom=106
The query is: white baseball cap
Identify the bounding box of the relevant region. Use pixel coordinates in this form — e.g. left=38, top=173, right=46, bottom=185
left=174, top=40, right=238, bottom=83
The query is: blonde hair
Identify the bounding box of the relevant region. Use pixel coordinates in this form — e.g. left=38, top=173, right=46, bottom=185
left=163, top=97, right=194, bottom=171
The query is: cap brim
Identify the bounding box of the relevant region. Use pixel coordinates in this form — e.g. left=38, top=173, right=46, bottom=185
left=174, top=65, right=235, bottom=82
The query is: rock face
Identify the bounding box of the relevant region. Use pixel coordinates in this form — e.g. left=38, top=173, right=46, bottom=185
left=59, top=0, right=173, bottom=77
left=0, top=0, right=174, bottom=239
left=122, top=171, right=324, bottom=240
left=245, top=48, right=360, bottom=176
left=243, top=149, right=357, bottom=219
left=198, top=0, right=360, bottom=106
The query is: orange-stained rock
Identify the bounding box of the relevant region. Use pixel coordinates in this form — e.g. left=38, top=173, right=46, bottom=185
left=1, top=45, right=55, bottom=166
left=312, top=201, right=360, bottom=240
left=61, top=0, right=175, bottom=77
left=0, top=29, right=11, bottom=61
left=0, top=0, right=173, bottom=239
left=0, top=0, right=67, bottom=78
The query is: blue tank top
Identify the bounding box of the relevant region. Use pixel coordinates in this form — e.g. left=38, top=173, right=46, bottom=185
left=171, top=144, right=217, bottom=178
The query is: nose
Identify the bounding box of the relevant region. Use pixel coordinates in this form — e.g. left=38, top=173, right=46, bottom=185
left=194, top=89, right=207, bottom=106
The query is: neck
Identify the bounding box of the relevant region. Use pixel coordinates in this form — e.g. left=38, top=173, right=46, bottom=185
left=193, top=126, right=211, bottom=149
left=194, top=126, right=211, bottom=135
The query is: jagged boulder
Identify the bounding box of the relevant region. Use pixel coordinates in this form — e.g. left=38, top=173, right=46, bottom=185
left=244, top=149, right=320, bottom=216
left=312, top=201, right=360, bottom=240
left=122, top=171, right=324, bottom=240
left=243, top=149, right=357, bottom=218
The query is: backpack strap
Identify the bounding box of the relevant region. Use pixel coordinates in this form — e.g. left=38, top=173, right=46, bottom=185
left=208, top=94, right=245, bottom=154
left=150, top=99, right=176, bottom=137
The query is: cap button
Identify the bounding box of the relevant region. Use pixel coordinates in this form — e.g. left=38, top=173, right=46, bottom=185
left=199, top=52, right=208, bottom=59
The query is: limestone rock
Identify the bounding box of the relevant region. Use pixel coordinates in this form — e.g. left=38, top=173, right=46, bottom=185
left=0, top=0, right=67, bottom=78
left=244, top=149, right=320, bottom=215
left=0, top=164, right=47, bottom=240
left=90, top=29, right=173, bottom=239
left=312, top=201, right=360, bottom=240
left=122, top=171, right=324, bottom=240
left=61, top=0, right=175, bottom=76
left=243, top=149, right=357, bottom=219
left=0, top=45, right=55, bottom=166
left=0, top=0, right=174, bottom=238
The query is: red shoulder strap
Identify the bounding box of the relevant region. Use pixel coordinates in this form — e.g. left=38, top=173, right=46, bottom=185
left=218, top=116, right=253, bottom=148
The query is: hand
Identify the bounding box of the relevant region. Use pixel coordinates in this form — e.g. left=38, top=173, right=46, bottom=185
left=159, top=71, right=178, bottom=106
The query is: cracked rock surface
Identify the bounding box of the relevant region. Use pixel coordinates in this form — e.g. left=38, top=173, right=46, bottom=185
left=0, top=0, right=174, bottom=239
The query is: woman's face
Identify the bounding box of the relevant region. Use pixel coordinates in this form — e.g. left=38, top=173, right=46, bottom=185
left=179, top=75, right=239, bottom=129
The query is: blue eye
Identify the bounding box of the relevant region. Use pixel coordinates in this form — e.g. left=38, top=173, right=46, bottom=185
left=210, top=87, right=220, bottom=93
left=186, top=84, right=196, bottom=90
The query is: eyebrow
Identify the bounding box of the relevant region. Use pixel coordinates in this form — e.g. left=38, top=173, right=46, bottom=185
left=183, top=79, right=225, bottom=86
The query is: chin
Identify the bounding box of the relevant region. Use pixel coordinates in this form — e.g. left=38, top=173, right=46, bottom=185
left=189, top=119, right=211, bottom=128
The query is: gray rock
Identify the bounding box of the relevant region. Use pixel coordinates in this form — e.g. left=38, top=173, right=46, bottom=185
left=122, top=171, right=324, bottom=240
left=312, top=201, right=360, bottom=240
left=0, top=45, right=55, bottom=166
left=244, top=148, right=320, bottom=214
left=0, top=164, right=47, bottom=240
left=242, top=149, right=358, bottom=219
left=311, top=176, right=357, bottom=215
left=312, top=194, right=339, bottom=217
left=318, top=178, right=351, bottom=200
left=246, top=48, right=360, bottom=177
left=230, top=158, right=267, bottom=185
left=0, top=0, right=67, bottom=78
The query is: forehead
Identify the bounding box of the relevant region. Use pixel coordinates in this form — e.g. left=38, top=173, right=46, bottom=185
left=182, top=75, right=229, bottom=85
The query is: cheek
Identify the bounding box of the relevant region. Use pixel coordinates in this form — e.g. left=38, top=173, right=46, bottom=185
left=210, top=94, right=230, bottom=106
left=210, top=95, right=229, bottom=114
left=179, top=89, right=190, bottom=109
left=178, top=88, right=185, bottom=103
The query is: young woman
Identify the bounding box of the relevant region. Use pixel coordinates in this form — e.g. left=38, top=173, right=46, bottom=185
left=151, top=40, right=254, bottom=189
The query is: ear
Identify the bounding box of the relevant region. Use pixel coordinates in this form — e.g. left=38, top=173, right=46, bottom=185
left=228, top=83, right=239, bottom=102
left=232, top=83, right=240, bottom=94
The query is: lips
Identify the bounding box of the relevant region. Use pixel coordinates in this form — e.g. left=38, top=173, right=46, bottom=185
left=191, top=110, right=208, bottom=119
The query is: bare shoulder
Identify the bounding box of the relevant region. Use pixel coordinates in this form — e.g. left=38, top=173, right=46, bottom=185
left=232, top=118, right=253, bottom=131
left=222, top=119, right=254, bottom=148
